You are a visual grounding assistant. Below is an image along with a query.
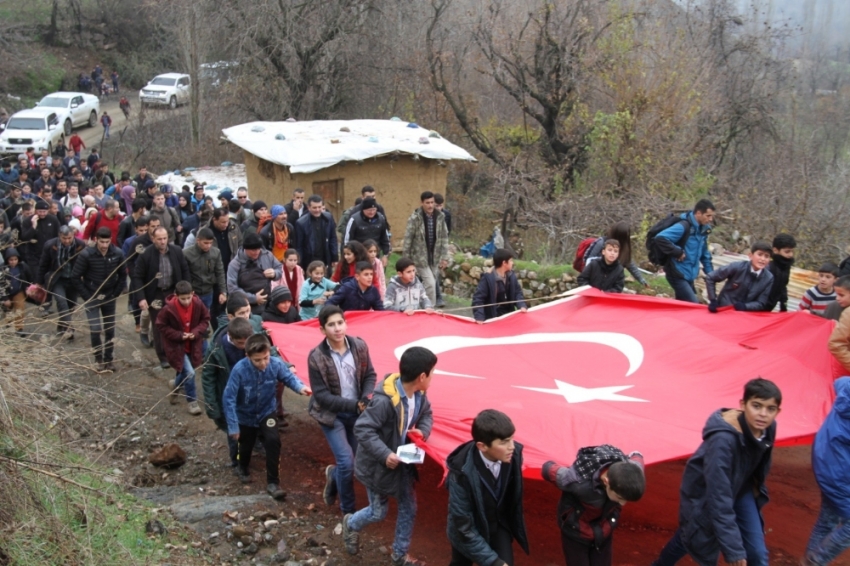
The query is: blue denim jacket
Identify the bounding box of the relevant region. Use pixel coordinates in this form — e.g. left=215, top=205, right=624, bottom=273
left=222, top=356, right=306, bottom=434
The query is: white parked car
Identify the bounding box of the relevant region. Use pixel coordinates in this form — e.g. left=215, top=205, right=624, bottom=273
left=139, top=73, right=191, bottom=109
left=35, top=91, right=99, bottom=136
left=0, top=108, right=65, bottom=156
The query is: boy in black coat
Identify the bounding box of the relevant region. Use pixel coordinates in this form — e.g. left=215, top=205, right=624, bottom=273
left=764, top=233, right=796, bottom=312
left=472, top=248, right=527, bottom=322
left=446, top=409, right=529, bottom=566
left=652, top=378, right=782, bottom=566
left=577, top=239, right=625, bottom=293
left=542, top=444, right=645, bottom=566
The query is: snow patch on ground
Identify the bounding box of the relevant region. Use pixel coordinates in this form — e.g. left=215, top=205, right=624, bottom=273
left=154, top=164, right=247, bottom=201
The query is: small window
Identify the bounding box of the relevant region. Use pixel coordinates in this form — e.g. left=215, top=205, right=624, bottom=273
left=73, top=96, right=83, bottom=105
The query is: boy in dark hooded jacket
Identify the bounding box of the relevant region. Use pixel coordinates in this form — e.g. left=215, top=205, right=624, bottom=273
left=652, top=378, right=782, bottom=566
left=764, top=233, right=796, bottom=312
left=542, top=444, right=644, bottom=566
left=446, top=409, right=528, bottom=566
left=803, top=376, right=850, bottom=566
left=577, top=239, right=626, bottom=293
left=342, top=347, right=436, bottom=566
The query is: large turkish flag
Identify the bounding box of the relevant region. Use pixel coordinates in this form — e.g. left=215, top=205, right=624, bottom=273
left=266, top=290, right=839, bottom=479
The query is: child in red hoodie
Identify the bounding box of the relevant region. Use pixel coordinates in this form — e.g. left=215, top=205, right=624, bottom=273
left=156, top=280, right=210, bottom=415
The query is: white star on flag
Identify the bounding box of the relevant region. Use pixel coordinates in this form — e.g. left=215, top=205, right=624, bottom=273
left=515, top=379, right=648, bottom=403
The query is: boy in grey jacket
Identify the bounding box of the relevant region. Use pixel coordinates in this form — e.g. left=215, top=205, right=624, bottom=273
left=705, top=241, right=774, bottom=313
left=384, top=257, right=434, bottom=314
left=342, top=347, right=437, bottom=566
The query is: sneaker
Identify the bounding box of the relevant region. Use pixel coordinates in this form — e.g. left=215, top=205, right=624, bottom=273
left=237, top=468, right=251, bottom=484
left=435, top=302, right=446, bottom=309
left=160, top=361, right=170, bottom=369
left=342, top=513, right=359, bottom=555
left=322, top=465, right=337, bottom=506
left=103, top=361, right=116, bottom=372
left=135, top=324, right=141, bottom=333
left=391, top=553, right=426, bottom=566
left=63, top=330, right=74, bottom=341
left=14, top=330, right=28, bottom=338
left=266, top=483, right=286, bottom=500
left=140, top=333, right=150, bottom=347
left=187, top=401, right=202, bottom=415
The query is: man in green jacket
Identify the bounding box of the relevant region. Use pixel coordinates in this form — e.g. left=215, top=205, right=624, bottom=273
left=402, top=191, right=450, bottom=307
left=184, top=227, right=227, bottom=317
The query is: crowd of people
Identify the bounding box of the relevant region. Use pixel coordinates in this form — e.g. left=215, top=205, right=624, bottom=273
left=2, top=153, right=850, bottom=566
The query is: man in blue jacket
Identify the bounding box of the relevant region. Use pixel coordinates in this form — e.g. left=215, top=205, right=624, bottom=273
left=325, top=261, right=383, bottom=312
left=804, top=376, right=850, bottom=566
left=655, top=199, right=715, bottom=303
left=652, top=378, right=781, bottom=566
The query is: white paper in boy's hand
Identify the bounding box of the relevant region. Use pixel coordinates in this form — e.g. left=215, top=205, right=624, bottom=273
left=396, top=443, right=426, bottom=465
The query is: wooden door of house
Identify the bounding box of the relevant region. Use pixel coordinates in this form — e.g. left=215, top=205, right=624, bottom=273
left=312, top=180, right=343, bottom=221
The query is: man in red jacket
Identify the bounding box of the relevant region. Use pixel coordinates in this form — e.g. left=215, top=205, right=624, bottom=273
left=82, top=198, right=123, bottom=244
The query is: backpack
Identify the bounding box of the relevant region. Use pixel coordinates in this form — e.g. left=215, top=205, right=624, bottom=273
left=645, top=213, right=690, bottom=266
left=573, top=236, right=602, bottom=272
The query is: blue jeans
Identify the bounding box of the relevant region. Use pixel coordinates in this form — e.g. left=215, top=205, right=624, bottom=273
left=174, top=354, right=197, bottom=403
left=84, top=297, right=117, bottom=362
left=103, top=124, right=110, bottom=138
left=665, top=274, right=699, bottom=303
left=806, top=495, right=850, bottom=566
left=348, top=466, right=417, bottom=558
left=320, top=412, right=359, bottom=514
left=653, top=491, right=767, bottom=566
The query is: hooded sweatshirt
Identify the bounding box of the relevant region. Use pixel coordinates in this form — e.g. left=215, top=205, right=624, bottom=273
left=677, top=409, right=775, bottom=565
left=765, top=254, right=794, bottom=312
left=384, top=274, right=432, bottom=311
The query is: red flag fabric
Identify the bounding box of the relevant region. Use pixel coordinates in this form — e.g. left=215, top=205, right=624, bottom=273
left=267, top=290, right=838, bottom=479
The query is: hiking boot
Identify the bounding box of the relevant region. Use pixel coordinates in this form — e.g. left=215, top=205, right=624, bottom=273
left=391, top=553, right=426, bottom=566
left=342, top=513, right=359, bottom=555
left=168, top=380, right=180, bottom=404
left=237, top=468, right=251, bottom=484
left=266, top=483, right=286, bottom=500
left=135, top=324, right=141, bottom=333
left=140, top=333, right=151, bottom=347
left=322, top=465, right=337, bottom=506
left=187, top=401, right=202, bottom=415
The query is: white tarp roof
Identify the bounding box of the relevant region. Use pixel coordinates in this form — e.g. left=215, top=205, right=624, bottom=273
left=221, top=119, right=477, bottom=174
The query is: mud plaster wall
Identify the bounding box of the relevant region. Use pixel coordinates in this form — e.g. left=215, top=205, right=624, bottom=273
left=243, top=152, right=450, bottom=237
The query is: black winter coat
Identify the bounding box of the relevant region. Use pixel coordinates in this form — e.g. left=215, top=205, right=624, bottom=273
left=295, top=212, right=338, bottom=269
left=678, top=409, right=775, bottom=566
left=446, top=441, right=528, bottom=566
left=36, top=237, right=86, bottom=289
left=765, top=254, right=794, bottom=312
left=20, top=213, right=60, bottom=266
left=131, top=244, right=190, bottom=304
left=471, top=271, right=527, bottom=321
left=343, top=211, right=390, bottom=255
left=704, top=260, right=774, bottom=311
left=577, top=258, right=625, bottom=293
left=70, top=244, right=126, bottom=301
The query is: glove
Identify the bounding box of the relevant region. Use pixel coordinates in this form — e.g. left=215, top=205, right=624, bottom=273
left=733, top=302, right=746, bottom=311
left=708, top=300, right=718, bottom=313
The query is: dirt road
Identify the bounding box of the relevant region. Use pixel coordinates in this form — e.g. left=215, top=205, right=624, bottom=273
left=19, top=301, right=848, bottom=566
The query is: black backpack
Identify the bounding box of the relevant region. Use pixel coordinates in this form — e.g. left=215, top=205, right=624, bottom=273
left=645, top=213, right=690, bottom=266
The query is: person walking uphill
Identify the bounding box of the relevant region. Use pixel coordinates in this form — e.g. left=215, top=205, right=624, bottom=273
left=295, top=194, right=338, bottom=271
left=37, top=225, right=85, bottom=338
left=223, top=333, right=312, bottom=500
left=71, top=227, right=126, bottom=371
left=342, top=347, right=437, bottom=566
left=653, top=199, right=715, bottom=303
left=403, top=191, right=450, bottom=306
left=309, top=306, right=377, bottom=516
left=132, top=226, right=191, bottom=369
left=100, top=112, right=112, bottom=140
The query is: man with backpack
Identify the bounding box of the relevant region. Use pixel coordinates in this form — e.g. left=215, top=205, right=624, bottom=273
left=648, top=199, right=715, bottom=303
